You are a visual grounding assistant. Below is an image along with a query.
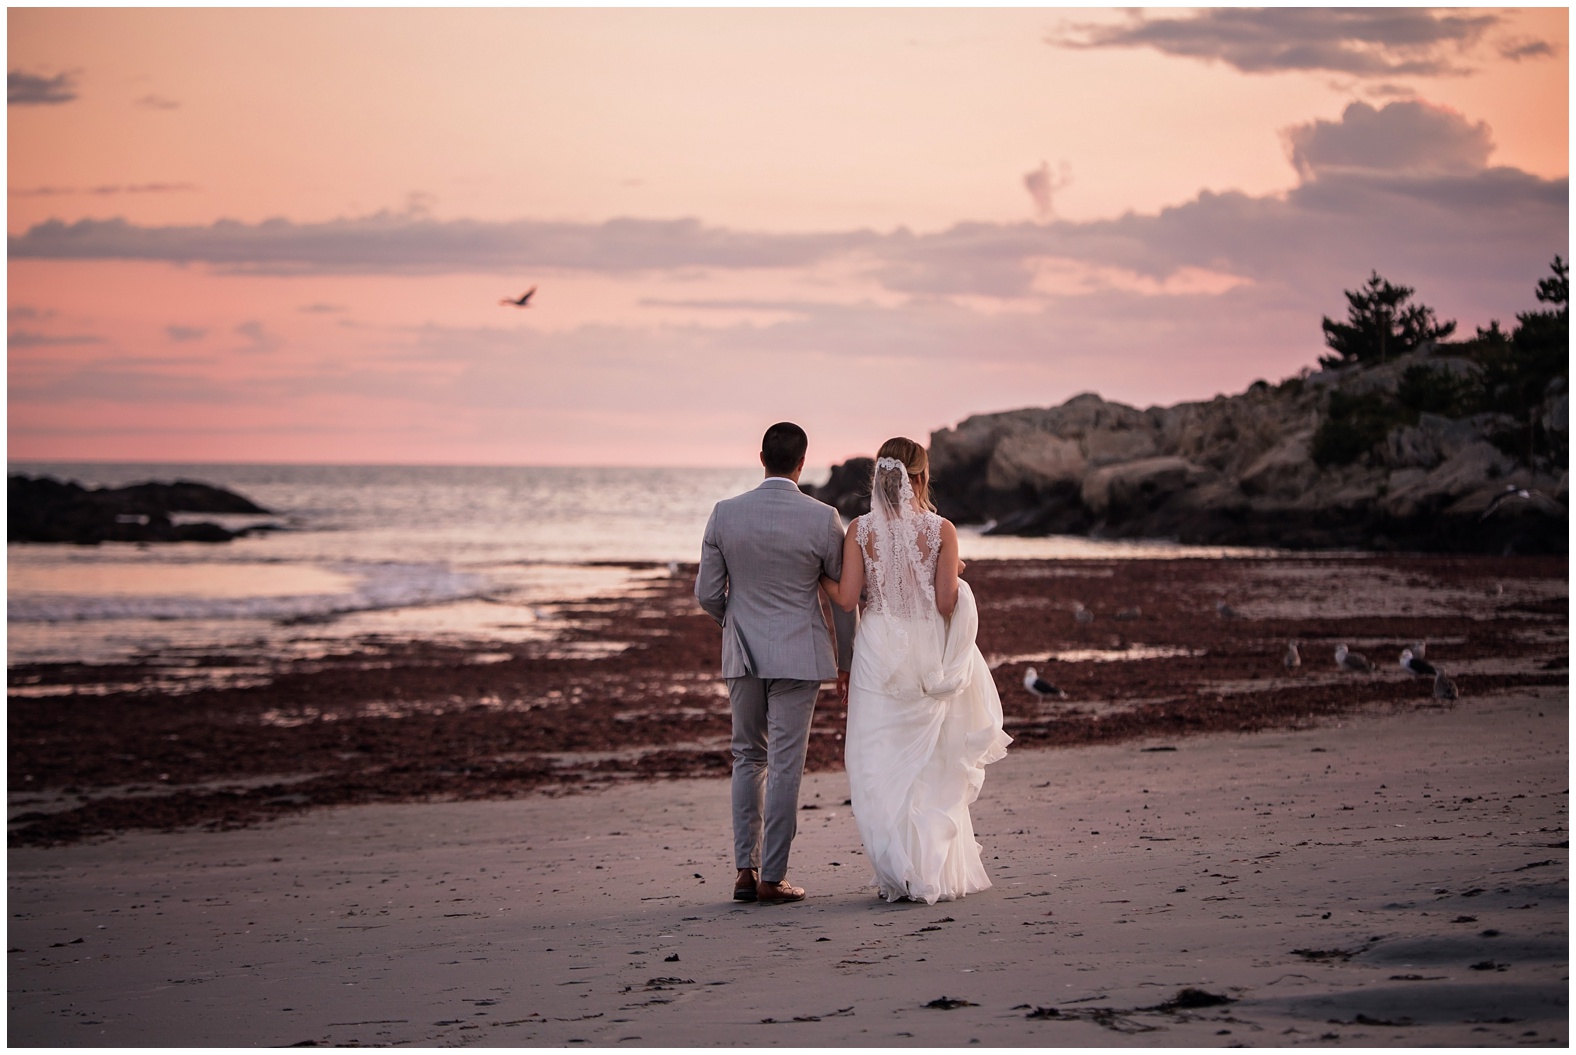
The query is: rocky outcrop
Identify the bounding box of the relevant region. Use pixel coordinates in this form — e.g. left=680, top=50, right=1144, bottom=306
left=9, top=474, right=275, bottom=544
left=808, top=456, right=875, bottom=519
left=807, top=348, right=1568, bottom=554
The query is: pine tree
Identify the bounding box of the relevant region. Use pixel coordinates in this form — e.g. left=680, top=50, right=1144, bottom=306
left=1319, top=272, right=1456, bottom=369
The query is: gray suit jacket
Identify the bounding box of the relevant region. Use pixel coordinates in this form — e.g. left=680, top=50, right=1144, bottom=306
left=695, top=478, right=856, bottom=681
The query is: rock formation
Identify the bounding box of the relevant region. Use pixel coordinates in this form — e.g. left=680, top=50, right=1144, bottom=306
left=807, top=348, right=1567, bottom=554
left=9, top=475, right=275, bottom=544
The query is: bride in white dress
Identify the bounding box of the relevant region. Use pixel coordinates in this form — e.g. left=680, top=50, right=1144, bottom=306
left=821, top=437, right=1012, bottom=904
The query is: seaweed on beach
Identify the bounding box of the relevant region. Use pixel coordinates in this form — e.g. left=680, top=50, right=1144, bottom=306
left=9, top=553, right=1567, bottom=846
left=1148, top=988, right=1235, bottom=1012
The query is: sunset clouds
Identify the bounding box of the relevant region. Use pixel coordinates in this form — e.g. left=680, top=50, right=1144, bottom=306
left=1285, top=100, right=1494, bottom=179
left=7, top=8, right=1567, bottom=466
left=7, top=69, right=76, bottom=105
left=1052, top=8, right=1514, bottom=78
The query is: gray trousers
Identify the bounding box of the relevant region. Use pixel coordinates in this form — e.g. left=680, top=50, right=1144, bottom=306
left=728, top=675, right=820, bottom=883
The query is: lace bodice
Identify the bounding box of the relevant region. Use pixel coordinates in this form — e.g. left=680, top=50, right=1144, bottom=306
left=856, top=509, right=943, bottom=618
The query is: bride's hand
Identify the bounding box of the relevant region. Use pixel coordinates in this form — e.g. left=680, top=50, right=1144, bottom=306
left=957, top=559, right=967, bottom=575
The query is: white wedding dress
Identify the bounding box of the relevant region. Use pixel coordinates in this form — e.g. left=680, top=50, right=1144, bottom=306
left=844, top=460, right=1012, bottom=904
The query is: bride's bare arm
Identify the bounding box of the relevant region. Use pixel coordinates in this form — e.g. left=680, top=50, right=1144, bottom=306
left=934, top=519, right=962, bottom=618
left=820, top=521, right=865, bottom=612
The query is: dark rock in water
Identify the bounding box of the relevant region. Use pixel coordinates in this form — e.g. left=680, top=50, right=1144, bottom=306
left=8, top=474, right=274, bottom=545
left=802, top=456, right=874, bottom=519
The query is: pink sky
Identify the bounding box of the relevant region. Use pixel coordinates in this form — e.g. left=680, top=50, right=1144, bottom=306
left=8, top=7, right=1569, bottom=467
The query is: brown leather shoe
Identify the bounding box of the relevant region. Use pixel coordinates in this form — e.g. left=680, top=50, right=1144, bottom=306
left=756, top=879, right=806, bottom=903
left=733, top=868, right=759, bottom=902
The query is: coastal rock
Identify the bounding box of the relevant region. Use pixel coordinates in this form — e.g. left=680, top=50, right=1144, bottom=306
left=820, top=342, right=1566, bottom=554
left=1237, top=429, right=1318, bottom=499
left=985, top=432, right=1085, bottom=493
left=802, top=457, right=873, bottom=519
left=1083, top=426, right=1157, bottom=467
left=8, top=474, right=274, bottom=545
left=1081, top=457, right=1214, bottom=519
left=1381, top=442, right=1514, bottom=520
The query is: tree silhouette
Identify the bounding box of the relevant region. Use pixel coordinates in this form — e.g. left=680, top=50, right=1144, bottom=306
left=1319, top=271, right=1456, bottom=369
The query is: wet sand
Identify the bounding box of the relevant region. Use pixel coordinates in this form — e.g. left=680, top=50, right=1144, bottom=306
left=7, top=553, right=1569, bottom=1045
left=8, top=685, right=1566, bottom=1046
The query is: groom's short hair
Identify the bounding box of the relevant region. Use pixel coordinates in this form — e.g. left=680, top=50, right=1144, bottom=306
left=761, top=422, right=808, bottom=475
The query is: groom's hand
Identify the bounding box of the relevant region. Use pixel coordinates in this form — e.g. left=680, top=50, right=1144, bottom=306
left=837, top=670, right=850, bottom=705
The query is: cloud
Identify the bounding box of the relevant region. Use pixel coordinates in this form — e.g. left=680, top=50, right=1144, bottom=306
left=10, top=183, right=197, bottom=197
left=1285, top=100, right=1494, bottom=180
left=8, top=330, right=104, bottom=348
left=10, top=360, right=244, bottom=405
left=234, top=320, right=283, bottom=354
left=1362, top=82, right=1420, bottom=100
left=1023, top=161, right=1072, bottom=220
left=7, top=153, right=1561, bottom=295
left=1050, top=9, right=1513, bottom=78
left=135, top=94, right=180, bottom=110
left=6, top=95, right=1563, bottom=426
left=1501, top=39, right=1558, bottom=62
left=9, top=70, right=78, bottom=106
left=166, top=325, right=207, bottom=342
left=8, top=213, right=878, bottom=275
left=6, top=159, right=1562, bottom=313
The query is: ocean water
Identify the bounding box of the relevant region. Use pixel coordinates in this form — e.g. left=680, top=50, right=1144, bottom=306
left=8, top=462, right=1271, bottom=667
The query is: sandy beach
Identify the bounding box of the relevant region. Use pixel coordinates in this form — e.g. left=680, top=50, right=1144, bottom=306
left=8, top=553, right=1568, bottom=1046
left=9, top=683, right=1567, bottom=1047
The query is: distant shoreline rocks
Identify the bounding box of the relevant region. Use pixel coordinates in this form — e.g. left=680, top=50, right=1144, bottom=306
left=805, top=351, right=1568, bottom=555
left=8, top=474, right=277, bottom=544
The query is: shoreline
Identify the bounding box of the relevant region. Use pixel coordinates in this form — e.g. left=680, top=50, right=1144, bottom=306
left=8, top=553, right=1567, bottom=847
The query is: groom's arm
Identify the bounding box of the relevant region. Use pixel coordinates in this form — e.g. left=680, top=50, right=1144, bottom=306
left=695, top=506, right=729, bottom=626
left=822, top=511, right=857, bottom=672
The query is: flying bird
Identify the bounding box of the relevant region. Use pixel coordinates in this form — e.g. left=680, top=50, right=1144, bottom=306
left=1023, top=667, right=1068, bottom=701
left=1479, top=485, right=1562, bottom=520
left=1433, top=668, right=1459, bottom=700
left=500, top=285, right=538, bottom=307
left=1399, top=648, right=1437, bottom=677
left=1283, top=640, right=1301, bottom=670
left=1334, top=643, right=1373, bottom=673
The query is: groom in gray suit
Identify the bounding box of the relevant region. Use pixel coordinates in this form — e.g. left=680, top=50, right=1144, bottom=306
left=696, top=422, right=856, bottom=904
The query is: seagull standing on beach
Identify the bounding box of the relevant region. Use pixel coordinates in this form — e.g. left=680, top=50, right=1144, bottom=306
left=1023, top=667, right=1068, bottom=701
left=1216, top=600, right=1244, bottom=619
left=500, top=285, right=537, bottom=307
left=1283, top=640, right=1301, bottom=670
left=1399, top=648, right=1437, bottom=677
left=1478, top=485, right=1562, bottom=520
left=1073, top=602, right=1094, bottom=626
left=1433, top=668, right=1459, bottom=700
left=1334, top=644, right=1374, bottom=673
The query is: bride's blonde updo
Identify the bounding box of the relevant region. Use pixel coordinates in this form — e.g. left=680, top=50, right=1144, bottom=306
left=874, top=436, right=934, bottom=512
